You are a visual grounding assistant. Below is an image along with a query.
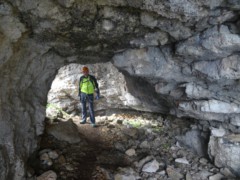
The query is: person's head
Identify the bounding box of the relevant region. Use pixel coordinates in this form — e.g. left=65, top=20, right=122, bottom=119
left=82, top=66, right=89, bottom=76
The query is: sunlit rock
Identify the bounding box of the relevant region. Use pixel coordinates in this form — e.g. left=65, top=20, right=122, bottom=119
left=208, top=134, right=240, bottom=176
left=142, top=159, right=160, bottom=173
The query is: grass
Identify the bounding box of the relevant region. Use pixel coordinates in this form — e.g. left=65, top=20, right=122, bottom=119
left=125, top=119, right=164, bottom=131
left=162, top=143, right=171, bottom=150
left=152, top=126, right=163, bottom=133
left=46, top=103, right=70, bottom=117
left=126, top=120, right=142, bottom=128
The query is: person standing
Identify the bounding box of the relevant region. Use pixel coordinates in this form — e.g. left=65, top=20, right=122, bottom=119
left=78, top=66, right=100, bottom=127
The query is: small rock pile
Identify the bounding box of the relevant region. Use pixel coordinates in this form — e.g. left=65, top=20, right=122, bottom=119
left=27, top=112, right=238, bottom=180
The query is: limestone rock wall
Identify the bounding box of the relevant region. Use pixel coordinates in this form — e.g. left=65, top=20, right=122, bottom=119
left=208, top=132, right=240, bottom=176
left=113, top=25, right=240, bottom=123
left=0, top=0, right=240, bottom=179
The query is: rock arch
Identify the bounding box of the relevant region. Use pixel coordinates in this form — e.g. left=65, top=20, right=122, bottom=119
left=1, top=0, right=240, bottom=179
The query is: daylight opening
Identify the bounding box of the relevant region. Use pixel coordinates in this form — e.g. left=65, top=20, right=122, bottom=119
left=25, top=63, right=222, bottom=180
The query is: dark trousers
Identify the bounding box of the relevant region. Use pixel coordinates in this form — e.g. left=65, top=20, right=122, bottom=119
left=80, top=92, right=95, bottom=124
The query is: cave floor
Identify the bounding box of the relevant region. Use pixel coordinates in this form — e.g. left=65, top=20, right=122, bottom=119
left=38, top=115, right=135, bottom=180
left=27, top=111, right=232, bottom=180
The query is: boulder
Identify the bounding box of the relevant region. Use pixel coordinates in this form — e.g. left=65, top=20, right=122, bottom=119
left=208, top=134, right=240, bottom=176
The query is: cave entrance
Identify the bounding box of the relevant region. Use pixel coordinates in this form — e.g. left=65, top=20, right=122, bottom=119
left=40, top=62, right=126, bottom=179
left=46, top=62, right=129, bottom=119
left=26, top=62, right=178, bottom=180
left=25, top=62, right=214, bottom=180
left=27, top=62, right=163, bottom=179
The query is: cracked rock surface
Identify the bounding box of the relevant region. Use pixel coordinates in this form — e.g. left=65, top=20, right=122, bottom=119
left=1, top=0, right=240, bottom=179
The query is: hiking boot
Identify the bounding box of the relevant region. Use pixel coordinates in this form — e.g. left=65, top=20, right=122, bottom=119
left=80, top=121, right=86, bottom=124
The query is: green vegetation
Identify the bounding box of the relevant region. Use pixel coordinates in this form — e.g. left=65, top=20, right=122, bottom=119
left=152, top=126, right=163, bottom=133
left=46, top=103, right=70, bottom=117
left=127, top=120, right=142, bottom=128
left=162, top=143, right=171, bottom=150
left=125, top=119, right=163, bottom=131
